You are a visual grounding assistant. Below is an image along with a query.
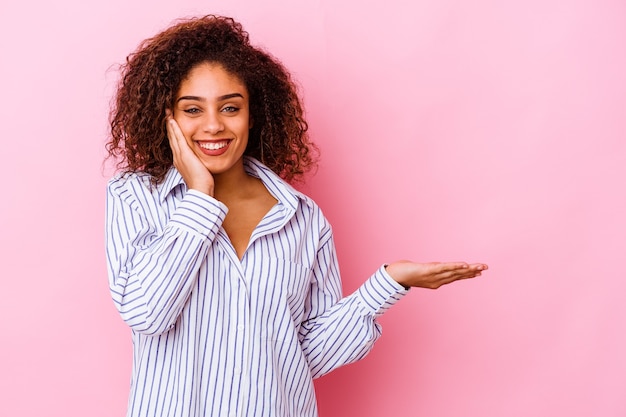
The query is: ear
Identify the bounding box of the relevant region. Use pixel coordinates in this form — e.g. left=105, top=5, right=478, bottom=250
left=248, top=115, right=254, bottom=129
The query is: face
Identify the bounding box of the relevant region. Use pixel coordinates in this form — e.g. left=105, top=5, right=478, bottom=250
left=172, top=62, right=252, bottom=177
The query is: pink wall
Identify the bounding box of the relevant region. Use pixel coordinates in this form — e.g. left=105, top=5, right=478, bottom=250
left=1, top=1, right=624, bottom=416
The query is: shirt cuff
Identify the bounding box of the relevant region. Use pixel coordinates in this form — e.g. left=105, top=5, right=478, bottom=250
left=168, top=189, right=228, bottom=239
left=356, top=264, right=410, bottom=318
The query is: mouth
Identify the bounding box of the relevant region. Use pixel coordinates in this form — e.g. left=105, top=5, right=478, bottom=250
left=195, top=139, right=232, bottom=156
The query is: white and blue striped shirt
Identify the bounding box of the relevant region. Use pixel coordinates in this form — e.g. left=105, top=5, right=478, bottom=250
left=105, top=157, right=408, bottom=417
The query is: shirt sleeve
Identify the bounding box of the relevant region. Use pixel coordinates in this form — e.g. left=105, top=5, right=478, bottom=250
left=105, top=177, right=228, bottom=336
left=297, top=233, right=409, bottom=378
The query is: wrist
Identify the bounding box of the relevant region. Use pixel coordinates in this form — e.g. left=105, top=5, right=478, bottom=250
left=384, top=263, right=410, bottom=290
left=187, top=181, right=214, bottom=197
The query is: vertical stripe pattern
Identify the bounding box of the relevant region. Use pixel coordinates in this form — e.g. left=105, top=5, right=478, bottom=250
left=105, top=157, right=408, bottom=417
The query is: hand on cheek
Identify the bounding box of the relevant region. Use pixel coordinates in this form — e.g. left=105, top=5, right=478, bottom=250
left=165, top=111, right=215, bottom=196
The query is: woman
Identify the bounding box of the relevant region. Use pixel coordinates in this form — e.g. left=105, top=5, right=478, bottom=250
left=105, top=15, right=487, bottom=417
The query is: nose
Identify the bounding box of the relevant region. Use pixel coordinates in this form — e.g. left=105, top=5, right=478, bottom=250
left=202, top=110, right=224, bottom=135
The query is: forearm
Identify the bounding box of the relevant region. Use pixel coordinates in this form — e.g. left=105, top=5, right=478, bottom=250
left=106, top=188, right=227, bottom=335
left=299, top=266, right=408, bottom=378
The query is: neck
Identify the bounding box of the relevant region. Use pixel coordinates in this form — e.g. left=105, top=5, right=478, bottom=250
left=213, top=161, right=257, bottom=201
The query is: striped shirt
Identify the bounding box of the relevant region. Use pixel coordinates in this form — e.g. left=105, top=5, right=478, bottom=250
left=105, top=157, right=408, bottom=417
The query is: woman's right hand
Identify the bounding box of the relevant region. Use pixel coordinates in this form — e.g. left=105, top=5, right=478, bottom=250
left=166, top=114, right=215, bottom=196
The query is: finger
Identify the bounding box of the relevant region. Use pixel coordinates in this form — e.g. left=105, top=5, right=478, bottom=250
left=438, top=271, right=482, bottom=287
left=170, top=119, right=196, bottom=160
left=472, top=263, right=488, bottom=271
left=430, top=263, right=471, bottom=277
left=168, top=117, right=186, bottom=144
left=168, top=118, right=195, bottom=168
left=438, top=266, right=485, bottom=280
left=166, top=118, right=180, bottom=157
left=428, top=262, right=467, bottom=273
left=438, top=262, right=489, bottom=274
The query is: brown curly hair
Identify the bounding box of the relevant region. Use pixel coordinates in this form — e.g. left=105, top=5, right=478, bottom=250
left=107, top=15, right=317, bottom=183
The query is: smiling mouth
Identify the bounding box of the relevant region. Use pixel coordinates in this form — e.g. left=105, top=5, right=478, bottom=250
left=198, top=140, right=231, bottom=150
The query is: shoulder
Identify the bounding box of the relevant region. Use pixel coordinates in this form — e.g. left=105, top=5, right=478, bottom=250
left=107, top=171, right=153, bottom=197
left=281, top=182, right=333, bottom=240
left=106, top=171, right=168, bottom=214
left=295, top=190, right=326, bottom=221
left=108, top=166, right=182, bottom=199
left=246, top=157, right=333, bottom=233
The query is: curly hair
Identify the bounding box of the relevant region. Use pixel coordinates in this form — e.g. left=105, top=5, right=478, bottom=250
left=107, top=15, right=317, bottom=183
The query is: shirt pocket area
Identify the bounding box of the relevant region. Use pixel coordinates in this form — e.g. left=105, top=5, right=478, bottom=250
left=249, top=257, right=313, bottom=341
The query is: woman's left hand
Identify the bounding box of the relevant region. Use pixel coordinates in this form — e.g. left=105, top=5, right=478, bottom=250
left=385, top=261, right=488, bottom=289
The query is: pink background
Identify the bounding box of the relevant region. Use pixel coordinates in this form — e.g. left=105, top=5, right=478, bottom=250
left=1, top=0, right=625, bottom=416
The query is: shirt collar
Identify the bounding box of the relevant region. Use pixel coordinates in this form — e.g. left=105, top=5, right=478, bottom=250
left=243, top=157, right=305, bottom=213
left=158, top=157, right=307, bottom=210
left=159, top=166, right=186, bottom=203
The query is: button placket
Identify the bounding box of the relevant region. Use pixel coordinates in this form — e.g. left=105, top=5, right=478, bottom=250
left=233, top=270, right=251, bottom=417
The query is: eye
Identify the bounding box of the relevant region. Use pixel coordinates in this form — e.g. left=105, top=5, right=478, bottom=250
left=221, top=106, right=240, bottom=113
left=183, top=107, right=201, bottom=115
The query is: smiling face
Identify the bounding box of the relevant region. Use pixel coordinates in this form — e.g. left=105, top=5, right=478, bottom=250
left=171, top=62, right=252, bottom=177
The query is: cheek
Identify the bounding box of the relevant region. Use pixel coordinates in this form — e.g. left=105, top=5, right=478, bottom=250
left=234, top=114, right=252, bottom=135
left=173, top=117, right=195, bottom=141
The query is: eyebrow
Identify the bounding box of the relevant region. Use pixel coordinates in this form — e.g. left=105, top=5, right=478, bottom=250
left=176, top=93, right=244, bottom=103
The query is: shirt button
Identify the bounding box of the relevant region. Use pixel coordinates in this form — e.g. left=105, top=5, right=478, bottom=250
left=237, top=324, right=244, bottom=331
left=229, top=412, right=236, bottom=417
left=234, top=366, right=241, bottom=374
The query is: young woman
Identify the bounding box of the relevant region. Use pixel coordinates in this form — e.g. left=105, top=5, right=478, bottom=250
left=105, top=15, right=487, bottom=417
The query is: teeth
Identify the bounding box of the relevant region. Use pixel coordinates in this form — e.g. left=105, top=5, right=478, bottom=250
left=199, top=141, right=228, bottom=150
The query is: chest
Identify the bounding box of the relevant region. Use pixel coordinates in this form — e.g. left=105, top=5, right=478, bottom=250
left=221, top=195, right=277, bottom=260
left=188, top=211, right=319, bottom=337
